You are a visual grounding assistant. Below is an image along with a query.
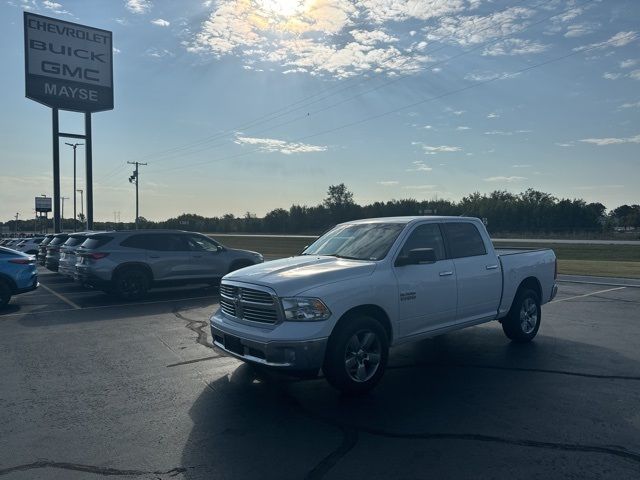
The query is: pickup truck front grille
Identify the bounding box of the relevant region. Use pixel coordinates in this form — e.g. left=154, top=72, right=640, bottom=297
left=219, top=282, right=279, bottom=324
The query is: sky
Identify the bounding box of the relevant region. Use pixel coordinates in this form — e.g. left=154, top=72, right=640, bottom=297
left=1, top=0, right=639, bottom=223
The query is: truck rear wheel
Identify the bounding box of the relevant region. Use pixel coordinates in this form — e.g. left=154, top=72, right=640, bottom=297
left=323, top=315, right=388, bottom=395
left=502, top=288, right=541, bottom=343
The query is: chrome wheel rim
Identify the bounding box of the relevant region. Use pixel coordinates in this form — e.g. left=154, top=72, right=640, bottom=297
left=520, top=297, right=538, bottom=334
left=344, top=329, right=382, bottom=383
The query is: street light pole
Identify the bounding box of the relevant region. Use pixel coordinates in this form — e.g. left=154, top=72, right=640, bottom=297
left=14, top=213, right=19, bottom=234
left=61, top=196, right=69, bottom=231
left=65, top=142, right=83, bottom=232
left=77, top=189, right=84, bottom=230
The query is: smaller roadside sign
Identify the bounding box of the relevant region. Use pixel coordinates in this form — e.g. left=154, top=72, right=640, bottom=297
left=24, top=12, right=113, bottom=112
left=35, top=197, right=52, bottom=212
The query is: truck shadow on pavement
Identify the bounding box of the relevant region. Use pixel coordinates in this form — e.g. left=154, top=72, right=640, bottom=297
left=180, top=326, right=640, bottom=480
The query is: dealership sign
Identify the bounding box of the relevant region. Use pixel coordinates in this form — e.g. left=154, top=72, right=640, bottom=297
left=35, top=196, right=52, bottom=213
left=24, top=12, right=113, bottom=112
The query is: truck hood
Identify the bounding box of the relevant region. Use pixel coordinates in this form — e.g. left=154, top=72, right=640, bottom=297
left=223, top=255, right=376, bottom=296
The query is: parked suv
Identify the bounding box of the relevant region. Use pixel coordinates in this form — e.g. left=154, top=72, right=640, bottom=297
left=16, top=237, right=45, bottom=255
left=44, top=233, right=70, bottom=271
left=58, top=233, right=93, bottom=278
left=75, top=230, right=264, bottom=299
left=0, top=246, right=38, bottom=308
left=37, top=234, right=55, bottom=265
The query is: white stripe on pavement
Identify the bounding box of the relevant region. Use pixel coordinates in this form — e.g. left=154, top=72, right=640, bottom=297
left=551, top=286, right=626, bottom=304
left=37, top=283, right=81, bottom=310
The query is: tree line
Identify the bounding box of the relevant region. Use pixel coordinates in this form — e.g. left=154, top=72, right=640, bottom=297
left=3, top=184, right=639, bottom=237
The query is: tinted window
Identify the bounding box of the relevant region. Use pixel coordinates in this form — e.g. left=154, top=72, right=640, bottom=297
left=41, top=236, right=54, bottom=246
left=81, top=236, right=114, bottom=250
left=120, top=234, right=153, bottom=249
left=186, top=235, right=220, bottom=252
left=443, top=222, right=487, bottom=258
left=49, top=235, right=70, bottom=246
left=398, top=224, right=446, bottom=261
left=148, top=234, right=190, bottom=252
left=64, top=236, right=86, bottom=247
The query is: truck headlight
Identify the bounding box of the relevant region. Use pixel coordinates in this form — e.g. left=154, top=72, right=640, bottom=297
left=281, top=297, right=331, bottom=322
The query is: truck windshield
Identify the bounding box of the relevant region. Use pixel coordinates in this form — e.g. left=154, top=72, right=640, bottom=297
left=303, top=223, right=405, bottom=261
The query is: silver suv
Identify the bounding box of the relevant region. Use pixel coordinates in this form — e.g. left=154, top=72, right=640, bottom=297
left=75, top=230, right=264, bottom=299
left=58, top=233, right=94, bottom=278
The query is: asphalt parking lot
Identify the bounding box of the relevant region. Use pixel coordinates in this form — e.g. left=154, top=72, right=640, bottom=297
left=1, top=269, right=639, bottom=479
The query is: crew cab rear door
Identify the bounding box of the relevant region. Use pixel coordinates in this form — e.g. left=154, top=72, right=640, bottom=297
left=441, top=221, right=502, bottom=323
left=393, top=222, right=457, bottom=338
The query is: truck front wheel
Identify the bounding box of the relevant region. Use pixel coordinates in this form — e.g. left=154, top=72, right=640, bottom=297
left=323, top=315, right=388, bottom=395
left=502, top=288, right=541, bottom=343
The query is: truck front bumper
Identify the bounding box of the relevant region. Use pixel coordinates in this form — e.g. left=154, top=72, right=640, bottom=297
left=210, top=316, right=328, bottom=371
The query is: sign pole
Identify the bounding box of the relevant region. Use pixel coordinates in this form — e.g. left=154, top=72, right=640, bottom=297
left=52, top=108, right=61, bottom=233
left=85, top=112, right=93, bottom=230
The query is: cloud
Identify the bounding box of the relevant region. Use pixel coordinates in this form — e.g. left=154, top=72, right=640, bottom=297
left=629, top=70, right=640, bottom=81
left=151, top=18, right=170, bottom=27
left=487, top=112, right=500, bottom=118
left=482, top=38, right=549, bottom=56
left=42, top=0, right=73, bottom=16
left=189, top=0, right=483, bottom=78
left=620, top=59, right=638, bottom=69
left=350, top=29, right=398, bottom=45
left=564, top=22, right=599, bottom=38
left=484, top=130, right=512, bottom=136
left=377, top=180, right=399, bottom=186
left=456, top=126, right=470, bottom=130
left=43, top=0, right=61, bottom=9
left=126, top=0, right=151, bottom=14
left=358, top=0, right=468, bottom=24
left=574, top=31, right=637, bottom=51
left=603, top=72, right=621, bottom=80
left=113, top=47, right=121, bottom=54
left=483, top=176, right=527, bottom=183
left=555, top=142, right=574, bottom=147
left=234, top=135, right=327, bottom=154
left=425, top=6, right=535, bottom=47
left=146, top=48, right=174, bottom=58
left=412, top=142, right=461, bottom=155
left=512, top=164, right=531, bottom=168
left=407, top=160, right=432, bottom=172
left=619, top=101, right=640, bottom=109
left=579, top=134, right=640, bottom=146
left=464, top=71, right=516, bottom=82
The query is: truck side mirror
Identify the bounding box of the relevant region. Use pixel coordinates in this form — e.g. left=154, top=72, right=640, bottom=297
left=396, top=248, right=437, bottom=267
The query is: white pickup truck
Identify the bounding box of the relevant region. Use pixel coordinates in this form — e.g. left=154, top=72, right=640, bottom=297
left=210, top=216, right=558, bottom=394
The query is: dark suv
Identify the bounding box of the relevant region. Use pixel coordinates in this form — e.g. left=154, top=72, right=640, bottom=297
left=44, top=233, right=70, bottom=271
left=75, top=230, right=264, bottom=299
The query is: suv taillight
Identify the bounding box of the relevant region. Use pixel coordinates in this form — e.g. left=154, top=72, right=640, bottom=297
left=88, top=252, right=109, bottom=260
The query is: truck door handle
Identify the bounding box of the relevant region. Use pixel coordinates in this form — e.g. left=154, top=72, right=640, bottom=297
left=439, top=271, right=454, bottom=277
left=486, top=264, right=499, bottom=270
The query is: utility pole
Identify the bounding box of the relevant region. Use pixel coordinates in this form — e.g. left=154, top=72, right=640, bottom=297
left=61, top=196, right=69, bottom=231
left=77, top=189, right=84, bottom=230
left=65, top=142, right=83, bottom=232
left=14, top=213, right=19, bottom=234
left=128, top=161, right=147, bottom=229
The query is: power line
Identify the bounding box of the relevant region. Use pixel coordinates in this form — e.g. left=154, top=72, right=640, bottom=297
left=147, top=31, right=622, bottom=175
left=139, top=0, right=588, bottom=170
left=101, top=0, right=546, bottom=173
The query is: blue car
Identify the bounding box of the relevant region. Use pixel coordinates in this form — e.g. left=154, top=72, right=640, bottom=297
left=0, top=246, right=38, bottom=308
